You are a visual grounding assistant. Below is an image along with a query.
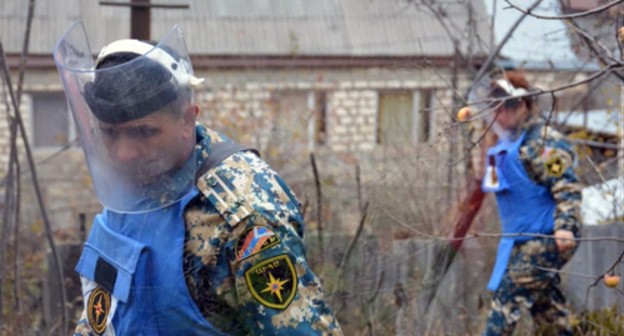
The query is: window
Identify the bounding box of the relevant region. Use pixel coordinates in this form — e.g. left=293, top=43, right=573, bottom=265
left=270, top=91, right=326, bottom=151
left=377, top=91, right=413, bottom=145
left=377, top=90, right=434, bottom=145
left=30, top=93, right=73, bottom=149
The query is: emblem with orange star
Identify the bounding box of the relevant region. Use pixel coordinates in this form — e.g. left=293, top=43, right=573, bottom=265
left=542, top=147, right=568, bottom=177
left=87, top=286, right=111, bottom=334
left=244, top=255, right=297, bottom=309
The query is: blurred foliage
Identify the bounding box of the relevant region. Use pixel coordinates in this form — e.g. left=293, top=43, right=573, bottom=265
left=573, top=305, right=624, bottom=336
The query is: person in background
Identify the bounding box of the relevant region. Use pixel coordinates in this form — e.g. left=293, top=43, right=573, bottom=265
left=471, top=70, right=583, bottom=335
left=55, top=21, right=343, bottom=335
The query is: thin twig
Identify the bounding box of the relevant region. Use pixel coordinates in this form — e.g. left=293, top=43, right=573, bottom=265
left=0, top=43, right=68, bottom=336
left=0, top=117, right=15, bottom=328
left=0, top=138, right=79, bottom=188
left=504, top=0, right=624, bottom=20
left=10, top=121, right=22, bottom=334
left=585, top=155, right=608, bottom=184
left=309, top=153, right=324, bottom=266
left=583, top=248, right=624, bottom=308
left=466, top=64, right=621, bottom=114
left=338, top=202, right=369, bottom=272
left=337, top=164, right=370, bottom=272
left=471, top=0, right=543, bottom=90
left=15, top=0, right=36, bottom=104
left=356, top=164, right=363, bottom=214
left=568, top=139, right=620, bottom=149
left=532, top=265, right=597, bottom=280
left=10, top=118, right=22, bottom=317
left=565, top=19, right=623, bottom=75
left=538, top=92, right=558, bottom=152
left=383, top=211, right=624, bottom=243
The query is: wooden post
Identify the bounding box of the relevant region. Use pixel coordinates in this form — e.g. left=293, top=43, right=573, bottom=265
left=131, top=0, right=151, bottom=40
left=99, top=1, right=190, bottom=39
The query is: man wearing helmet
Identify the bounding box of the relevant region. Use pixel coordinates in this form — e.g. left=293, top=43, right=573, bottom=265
left=55, top=22, right=343, bottom=335
left=468, top=71, right=583, bottom=335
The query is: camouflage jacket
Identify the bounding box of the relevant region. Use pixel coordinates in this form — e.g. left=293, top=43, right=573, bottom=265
left=516, top=117, right=583, bottom=236
left=74, top=124, right=343, bottom=335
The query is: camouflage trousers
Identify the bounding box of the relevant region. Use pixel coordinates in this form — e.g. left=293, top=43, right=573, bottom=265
left=483, top=236, right=577, bottom=336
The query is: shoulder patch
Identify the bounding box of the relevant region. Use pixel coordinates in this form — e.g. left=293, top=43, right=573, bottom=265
left=87, top=286, right=111, bottom=335
left=197, top=169, right=255, bottom=227
left=244, top=255, right=297, bottom=310
left=236, top=225, right=280, bottom=261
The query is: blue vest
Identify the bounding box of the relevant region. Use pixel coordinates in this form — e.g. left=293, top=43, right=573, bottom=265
left=76, top=188, right=228, bottom=335
left=482, top=131, right=556, bottom=290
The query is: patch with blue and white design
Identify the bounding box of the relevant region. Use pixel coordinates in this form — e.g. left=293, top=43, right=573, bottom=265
left=235, top=225, right=280, bottom=261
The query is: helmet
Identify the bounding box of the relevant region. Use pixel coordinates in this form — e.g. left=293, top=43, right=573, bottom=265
left=464, top=74, right=530, bottom=140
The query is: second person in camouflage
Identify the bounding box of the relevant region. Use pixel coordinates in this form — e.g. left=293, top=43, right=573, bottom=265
left=477, top=71, right=583, bottom=335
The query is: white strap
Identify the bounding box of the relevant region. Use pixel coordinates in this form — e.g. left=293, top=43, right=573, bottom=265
left=97, top=39, right=204, bottom=88
left=496, top=79, right=528, bottom=97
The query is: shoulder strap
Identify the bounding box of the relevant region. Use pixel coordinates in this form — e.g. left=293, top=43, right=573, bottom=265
left=195, top=141, right=260, bottom=227
left=196, top=141, right=259, bottom=180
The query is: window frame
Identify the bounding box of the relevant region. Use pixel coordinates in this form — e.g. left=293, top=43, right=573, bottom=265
left=414, top=89, right=435, bottom=144
left=376, top=89, right=435, bottom=146
left=27, top=91, right=77, bottom=151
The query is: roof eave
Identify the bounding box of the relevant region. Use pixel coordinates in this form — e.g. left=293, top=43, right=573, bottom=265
left=7, top=53, right=482, bottom=70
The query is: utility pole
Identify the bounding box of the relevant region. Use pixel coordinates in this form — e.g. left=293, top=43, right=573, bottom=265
left=99, top=0, right=189, bottom=40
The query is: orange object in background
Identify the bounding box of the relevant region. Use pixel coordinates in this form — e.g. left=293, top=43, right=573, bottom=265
left=603, top=274, right=621, bottom=288
left=457, top=106, right=472, bottom=121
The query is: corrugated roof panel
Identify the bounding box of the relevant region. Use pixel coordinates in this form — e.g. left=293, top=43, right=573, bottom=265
left=0, top=0, right=491, bottom=57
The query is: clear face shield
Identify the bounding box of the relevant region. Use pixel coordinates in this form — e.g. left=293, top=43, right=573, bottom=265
left=54, top=21, right=203, bottom=213
left=463, top=76, right=528, bottom=141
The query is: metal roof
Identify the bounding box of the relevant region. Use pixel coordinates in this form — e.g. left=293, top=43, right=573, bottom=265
left=1, top=0, right=491, bottom=57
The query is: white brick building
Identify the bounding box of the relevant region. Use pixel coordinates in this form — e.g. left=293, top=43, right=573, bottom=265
left=0, top=0, right=604, bottom=236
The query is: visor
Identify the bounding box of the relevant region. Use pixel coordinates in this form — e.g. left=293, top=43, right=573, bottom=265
left=54, top=21, right=201, bottom=213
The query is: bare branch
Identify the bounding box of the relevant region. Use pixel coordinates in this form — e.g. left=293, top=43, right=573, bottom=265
left=383, top=211, right=624, bottom=243
left=338, top=202, right=369, bottom=272
left=569, top=138, right=621, bottom=150
left=310, top=153, right=324, bottom=266
left=15, top=0, right=36, bottom=103
left=564, top=18, right=623, bottom=74
left=471, top=0, right=544, bottom=89
left=465, top=63, right=621, bottom=114
left=0, top=43, right=68, bottom=335
left=11, top=126, right=21, bottom=316
left=504, top=0, right=624, bottom=20
left=583, top=248, right=624, bottom=308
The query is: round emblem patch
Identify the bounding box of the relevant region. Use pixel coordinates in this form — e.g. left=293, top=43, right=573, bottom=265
left=541, top=146, right=570, bottom=178
left=244, top=255, right=297, bottom=310
left=87, top=286, right=111, bottom=335
left=545, top=156, right=564, bottom=177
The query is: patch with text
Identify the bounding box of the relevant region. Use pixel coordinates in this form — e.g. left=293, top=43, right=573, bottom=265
left=244, top=254, right=297, bottom=309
